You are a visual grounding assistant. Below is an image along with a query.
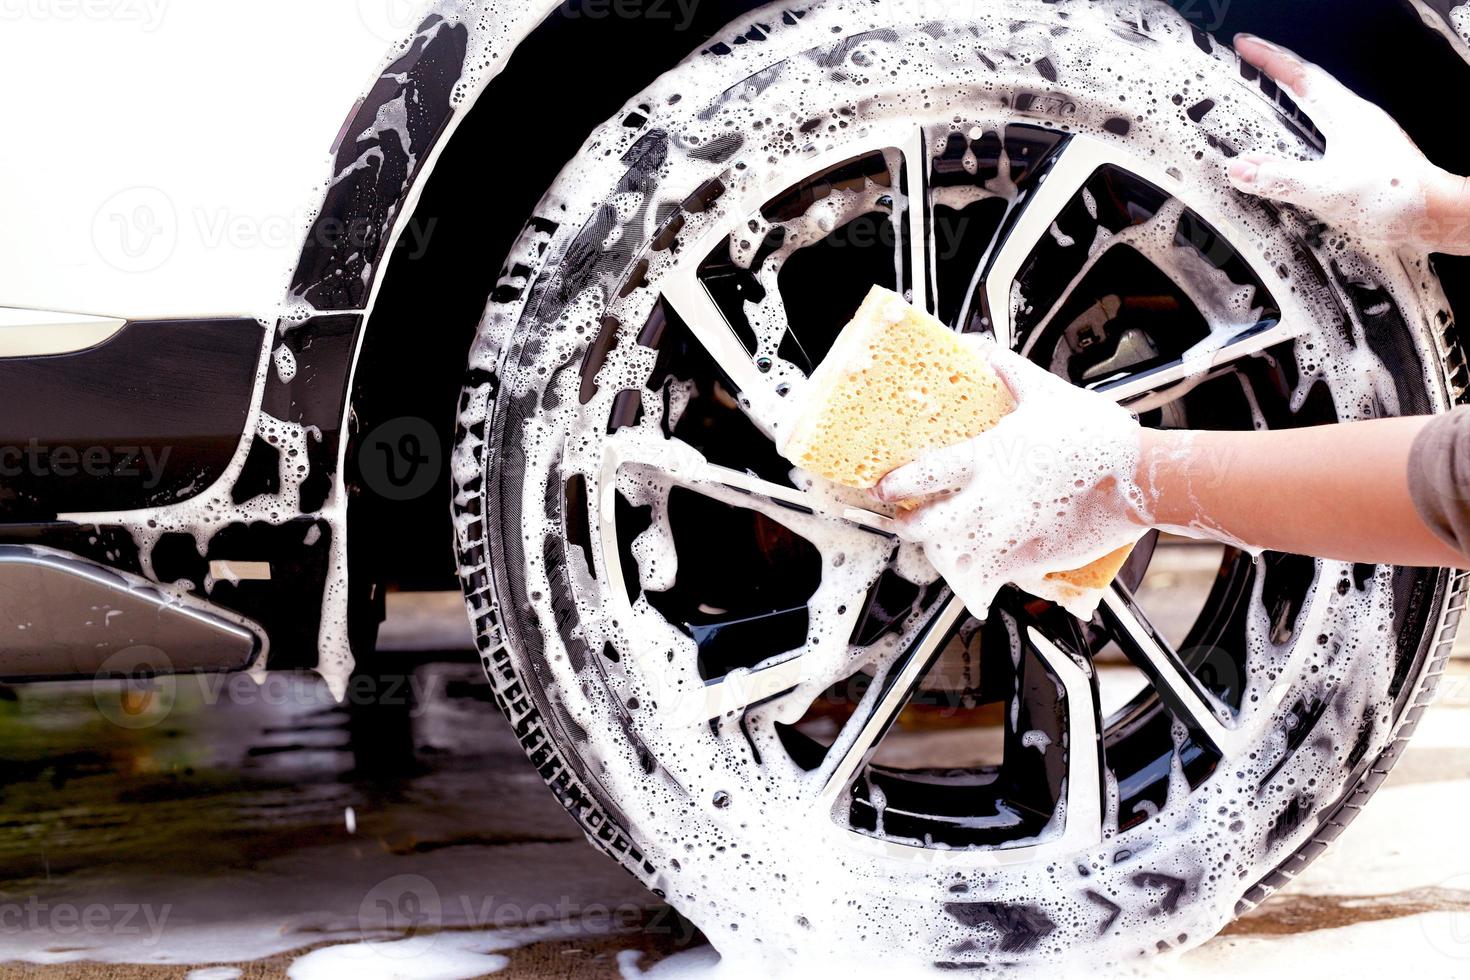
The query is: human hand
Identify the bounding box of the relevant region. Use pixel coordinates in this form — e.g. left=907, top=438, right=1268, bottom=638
left=1226, top=34, right=1470, bottom=254
left=873, top=342, right=1147, bottom=617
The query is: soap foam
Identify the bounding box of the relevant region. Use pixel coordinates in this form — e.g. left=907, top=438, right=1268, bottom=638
left=1225, top=34, right=1454, bottom=251
left=449, top=0, right=1456, bottom=973
left=887, top=341, right=1148, bottom=621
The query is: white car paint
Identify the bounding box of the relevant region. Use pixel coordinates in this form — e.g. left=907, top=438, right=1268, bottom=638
left=0, top=1, right=404, bottom=319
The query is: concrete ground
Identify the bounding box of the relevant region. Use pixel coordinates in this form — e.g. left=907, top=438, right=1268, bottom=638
left=1, top=547, right=1467, bottom=978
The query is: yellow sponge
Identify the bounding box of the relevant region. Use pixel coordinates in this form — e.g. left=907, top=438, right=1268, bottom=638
left=780, top=285, right=1131, bottom=598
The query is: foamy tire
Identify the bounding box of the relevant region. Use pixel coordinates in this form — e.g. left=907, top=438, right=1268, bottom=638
left=454, top=0, right=1467, bottom=966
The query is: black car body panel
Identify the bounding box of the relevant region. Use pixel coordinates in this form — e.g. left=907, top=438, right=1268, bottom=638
left=0, top=317, right=263, bottom=518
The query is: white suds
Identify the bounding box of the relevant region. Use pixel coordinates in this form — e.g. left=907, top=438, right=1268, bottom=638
left=273, top=344, right=297, bottom=384
left=1225, top=35, right=1451, bottom=250
left=445, top=0, right=1454, bottom=973
left=887, top=342, right=1146, bottom=620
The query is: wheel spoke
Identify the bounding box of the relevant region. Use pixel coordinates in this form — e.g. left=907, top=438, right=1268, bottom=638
left=700, top=654, right=806, bottom=722
left=595, top=431, right=898, bottom=725
left=597, top=436, right=866, bottom=619
left=1090, top=313, right=1308, bottom=412
left=659, top=262, right=784, bottom=435
left=1023, top=627, right=1105, bottom=853
left=899, top=128, right=936, bottom=316
left=602, top=431, right=896, bottom=537
left=694, top=463, right=898, bottom=537
left=969, top=131, right=1312, bottom=389
left=1100, top=583, right=1241, bottom=757
left=976, top=135, right=1121, bottom=350
left=813, top=594, right=966, bottom=814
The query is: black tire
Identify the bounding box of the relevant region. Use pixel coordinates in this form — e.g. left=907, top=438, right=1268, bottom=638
left=454, top=0, right=1466, bottom=966
left=1407, top=0, right=1470, bottom=62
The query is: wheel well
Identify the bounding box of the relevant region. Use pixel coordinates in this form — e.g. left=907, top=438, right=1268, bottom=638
left=343, top=0, right=773, bottom=599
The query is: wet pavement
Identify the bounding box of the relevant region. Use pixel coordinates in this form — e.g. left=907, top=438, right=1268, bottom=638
left=1, top=550, right=1468, bottom=978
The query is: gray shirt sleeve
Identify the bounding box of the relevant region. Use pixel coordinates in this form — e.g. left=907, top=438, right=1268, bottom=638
left=1408, top=406, right=1470, bottom=558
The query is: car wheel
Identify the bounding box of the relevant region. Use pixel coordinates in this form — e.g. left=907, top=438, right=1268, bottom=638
left=454, top=0, right=1465, bottom=965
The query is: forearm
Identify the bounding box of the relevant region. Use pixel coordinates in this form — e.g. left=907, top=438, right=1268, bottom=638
left=1135, top=419, right=1470, bottom=568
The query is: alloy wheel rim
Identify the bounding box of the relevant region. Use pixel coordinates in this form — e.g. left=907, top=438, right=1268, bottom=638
left=572, top=119, right=1365, bottom=866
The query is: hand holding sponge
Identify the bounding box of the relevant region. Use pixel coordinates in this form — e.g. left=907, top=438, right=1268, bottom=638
left=780, top=286, right=1142, bottom=618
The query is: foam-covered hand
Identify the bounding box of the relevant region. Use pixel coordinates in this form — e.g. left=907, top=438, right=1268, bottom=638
left=1227, top=34, right=1470, bottom=254
left=874, top=342, right=1147, bottom=618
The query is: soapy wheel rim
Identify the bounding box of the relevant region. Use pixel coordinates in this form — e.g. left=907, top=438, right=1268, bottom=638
left=584, top=122, right=1354, bottom=861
